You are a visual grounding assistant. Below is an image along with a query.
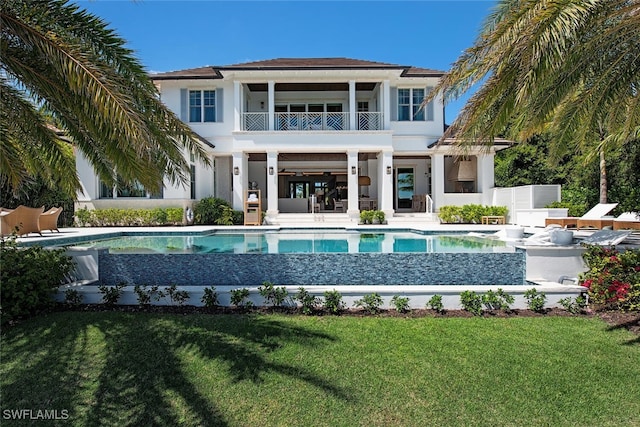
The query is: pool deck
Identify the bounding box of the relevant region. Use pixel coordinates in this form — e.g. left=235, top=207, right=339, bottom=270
left=14, top=223, right=636, bottom=310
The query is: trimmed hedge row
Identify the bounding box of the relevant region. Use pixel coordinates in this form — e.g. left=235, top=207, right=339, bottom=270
left=75, top=207, right=184, bottom=227
left=438, top=204, right=508, bottom=224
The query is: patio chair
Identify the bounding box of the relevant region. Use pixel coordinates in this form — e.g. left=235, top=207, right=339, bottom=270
left=39, top=206, right=63, bottom=233
left=612, top=212, right=640, bottom=230
left=0, top=205, right=44, bottom=237
left=333, top=198, right=344, bottom=212
left=544, top=203, right=617, bottom=229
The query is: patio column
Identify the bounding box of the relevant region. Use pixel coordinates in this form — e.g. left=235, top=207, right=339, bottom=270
left=477, top=153, right=495, bottom=205
left=346, top=150, right=359, bottom=217
left=431, top=154, right=445, bottom=211
left=349, top=80, right=356, bottom=131
left=232, top=152, right=247, bottom=211
left=233, top=81, right=241, bottom=131
left=268, top=81, right=275, bottom=131
left=378, top=150, right=394, bottom=216
left=266, top=151, right=279, bottom=218
left=382, top=80, right=391, bottom=130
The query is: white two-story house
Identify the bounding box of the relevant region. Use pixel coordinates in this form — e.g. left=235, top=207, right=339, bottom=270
left=75, top=57, right=508, bottom=223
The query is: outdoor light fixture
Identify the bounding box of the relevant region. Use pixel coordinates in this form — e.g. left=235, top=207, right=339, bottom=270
left=268, top=166, right=274, bottom=175
left=386, top=166, right=392, bottom=175
left=233, top=166, right=239, bottom=175
left=351, top=166, right=357, bottom=175
left=260, top=101, right=265, bottom=109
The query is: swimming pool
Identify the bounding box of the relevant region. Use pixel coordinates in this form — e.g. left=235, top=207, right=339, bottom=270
left=74, top=230, right=512, bottom=254
left=71, top=229, right=526, bottom=287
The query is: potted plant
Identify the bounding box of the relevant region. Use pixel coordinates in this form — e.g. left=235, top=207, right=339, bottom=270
left=373, top=210, right=385, bottom=224
left=360, top=210, right=374, bottom=224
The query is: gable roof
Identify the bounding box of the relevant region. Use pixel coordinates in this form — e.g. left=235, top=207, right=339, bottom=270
left=151, top=57, right=444, bottom=80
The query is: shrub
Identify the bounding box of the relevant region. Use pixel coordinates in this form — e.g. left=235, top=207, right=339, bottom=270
left=373, top=210, right=386, bottom=224
left=354, top=293, right=384, bottom=314
left=524, top=288, right=547, bottom=313
left=193, top=197, right=240, bottom=225
left=459, top=290, right=483, bottom=316
left=133, top=284, right=162, bottom=306
left=391, top=295, right=411, bottom=313
left=64, top=288, right=83, bottom=306
left=323, top=289, right=345, bottom=314
left=359, top=210, right=375, bottom=224
left=558, top=295, right=588, bottom=314
left=438, top=205, right=463, bottom=223
left=461, top=204, right=485, bottom=223
left=201, top=287, right=219, bottom=308
left=427, top=295, right=444, bottom=313
left=230, top=288, right=252, bottom=308
left=579, top=245, right=640, bottom=312
left=258, top=281, right=289, bottom=307
left=438, top=204, right=508, bottom=224
left=295, top=287, right=320, bottom=315
left=481, top=289, right=514, bottom=311
left=74, top=207, right=184, bottom=227
left=164, top=284, right=190, bottom=306
left=98, top=282, right=126, bottom=306
left=1, top=237, right=75, bottom=324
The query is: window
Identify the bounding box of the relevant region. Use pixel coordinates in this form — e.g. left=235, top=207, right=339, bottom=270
left=100, top=176, right=164, bottom=199
left=189, top=90, right=216, bottom=122
left=397, top=88, right=433, bottom=121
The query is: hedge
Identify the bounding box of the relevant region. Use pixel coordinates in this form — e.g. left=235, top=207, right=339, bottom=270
left=75, top=207, right=184, bottom=227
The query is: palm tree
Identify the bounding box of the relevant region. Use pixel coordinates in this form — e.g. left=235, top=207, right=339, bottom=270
left=429, top=0, right=640, bottom=203
left=0, top=0, right=210, bottom=197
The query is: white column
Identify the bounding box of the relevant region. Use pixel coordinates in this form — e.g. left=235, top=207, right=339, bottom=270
left=382, top=80, right=391, bottom=130
left=378, top=151, right=394, bottom=216
left=346, top=150, right=359, bottom=217
left=431, top=154, right=445, bottom=211
left=268, top=80, right=275, bottom=131
left=266, top=151, right=279, bottom=217
left=232, top=152, right=247, bottom=210
left=478, top=153, right=495, bottom=205
left=349, top=80, right=356, bottom=131
left=233, top=81, right=241, bottom=131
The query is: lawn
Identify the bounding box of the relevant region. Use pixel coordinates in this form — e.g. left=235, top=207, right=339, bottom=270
left=1, top=311, right=639, bottom=427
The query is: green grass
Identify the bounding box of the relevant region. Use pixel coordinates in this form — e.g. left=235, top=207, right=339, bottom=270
left=1, top=312, right=639, bottom=427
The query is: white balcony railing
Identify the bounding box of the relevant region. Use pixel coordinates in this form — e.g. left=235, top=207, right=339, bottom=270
left=241, top=112, right=383, bottom=131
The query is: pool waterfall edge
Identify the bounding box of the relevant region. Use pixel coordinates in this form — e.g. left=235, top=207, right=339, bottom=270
left=59, top=242, right=588, bottom=310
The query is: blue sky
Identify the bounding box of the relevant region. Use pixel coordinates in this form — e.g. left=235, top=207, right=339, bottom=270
left=77, top=0, right=497, bottom=123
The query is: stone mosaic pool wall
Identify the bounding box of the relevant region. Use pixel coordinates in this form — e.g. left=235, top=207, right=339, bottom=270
left=96, top=249, right=526, bottom=286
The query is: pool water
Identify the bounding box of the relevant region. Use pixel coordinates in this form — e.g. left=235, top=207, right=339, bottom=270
left=74, top=230, right=513, bottom=254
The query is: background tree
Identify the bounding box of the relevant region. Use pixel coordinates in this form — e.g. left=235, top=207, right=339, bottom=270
left=0, top=0, right=210, bottom=198
left=429, top=0, right=640, bottom=203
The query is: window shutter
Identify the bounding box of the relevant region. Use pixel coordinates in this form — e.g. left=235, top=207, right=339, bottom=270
left=425, top=86, right=434, bottom=121
left=180, top=89, right=188, bottom=121
left=390, top=87, right=397, bottom=121
left=216, top=88, right=223, bottom=122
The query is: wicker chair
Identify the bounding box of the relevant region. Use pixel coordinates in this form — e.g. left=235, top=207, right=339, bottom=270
left=40, top=206, right=63, bottom=233
left=0, top=205, right=44, bottom=237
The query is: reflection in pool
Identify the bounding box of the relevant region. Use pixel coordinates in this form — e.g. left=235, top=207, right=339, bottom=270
left=73, top=231, right=513, bottom=254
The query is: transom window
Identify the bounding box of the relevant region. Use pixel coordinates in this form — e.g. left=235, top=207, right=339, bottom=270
left=189, top=90, right=216, bottom=122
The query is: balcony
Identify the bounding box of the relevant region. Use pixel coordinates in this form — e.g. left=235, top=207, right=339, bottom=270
left=241, top=112, right=383, bottom=132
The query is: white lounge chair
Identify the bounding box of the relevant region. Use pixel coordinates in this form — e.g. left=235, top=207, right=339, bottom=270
left=612, top=212, right=640, bottom=230
left=545, top=203, right=617, bottom=229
